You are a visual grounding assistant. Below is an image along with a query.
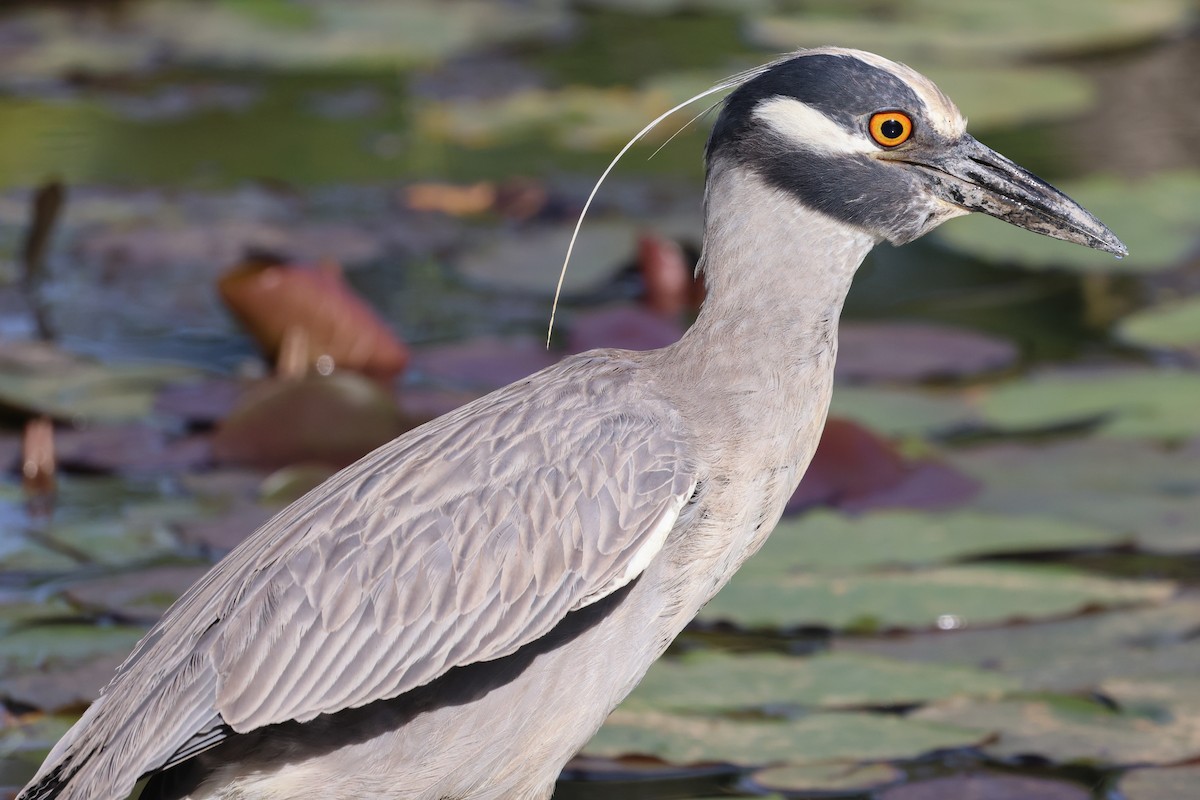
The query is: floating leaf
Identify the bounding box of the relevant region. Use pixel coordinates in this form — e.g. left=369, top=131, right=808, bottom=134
left=979, top=369, right=1200, bottom=439
left=935, top=172, right=1200, bottom=274
left=586, top=708, right=985, bottom=766
left=0, top=343, right=200, bottom=424
left=1, top=0, right=567, bottom=78
left=840, top=596, right=1200, bottom=694
left=0, top=713, right=76, bottom=756
left=418, top=87, right=680, bottom=152
left=453, top=223, right=636, bottom=294
left=951, top=438, right=1200, bottom=553
left=60, top=565, right=209, bottom=619
left=623, top=651, right=1017, bottom=713
left=0, top=625, right=144, bottom=678
left=913, top=689, right=1200, bottom=764
left=837, top=322, right=1018, bottom=383
left=1120, top=765, right=1200, bottom=800
left=702, top=563, right=1172, bottom=632
left=1117, top=296, right=1200, bottom=355
left=828, top=386, right=981, bottom=437
left=212, top=373, right=408, bottom=469
left=752, top=762, right=903, bottom=795
left=762, top=510, right=1123, bottom=572
left=218, top=259, right=409, bottom=380
left=878, top=773, right=1091, bottom=800
left=747, top=0, right=1191, bottom=63
left=0, top=652, right=126, bottom=713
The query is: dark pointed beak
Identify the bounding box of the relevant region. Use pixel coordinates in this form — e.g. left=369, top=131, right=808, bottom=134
left=904, top=135, right=1127, bottom=257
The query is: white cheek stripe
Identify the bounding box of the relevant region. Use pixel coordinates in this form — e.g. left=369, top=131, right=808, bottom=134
left=753, top=96, right=875, bottom=156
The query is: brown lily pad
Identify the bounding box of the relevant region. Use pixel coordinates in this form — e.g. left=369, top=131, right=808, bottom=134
left=212, top=373, right=408, bottom=470
left=218, top=258, right=409, bottom=380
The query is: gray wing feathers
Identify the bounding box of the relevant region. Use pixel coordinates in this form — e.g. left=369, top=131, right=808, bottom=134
left=22, top=356, right=695, bottom=800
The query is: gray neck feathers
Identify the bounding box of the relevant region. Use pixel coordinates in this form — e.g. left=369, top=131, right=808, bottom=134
left=658, top=160, right=877, bottom=462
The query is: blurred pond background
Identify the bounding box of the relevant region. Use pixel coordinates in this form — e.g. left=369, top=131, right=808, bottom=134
left=0, top=1, right=1199, bottom=799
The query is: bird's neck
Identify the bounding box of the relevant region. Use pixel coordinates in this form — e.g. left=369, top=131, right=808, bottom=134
left=662, top=163, right=877, bottom=460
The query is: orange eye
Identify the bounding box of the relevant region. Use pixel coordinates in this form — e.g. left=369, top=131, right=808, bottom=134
left=869, top=111, right=913, bottom=147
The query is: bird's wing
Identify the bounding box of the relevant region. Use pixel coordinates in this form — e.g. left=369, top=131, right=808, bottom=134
left=24, top=355, right=695, bottom=800
left=210, top=370, right=696, bottom=729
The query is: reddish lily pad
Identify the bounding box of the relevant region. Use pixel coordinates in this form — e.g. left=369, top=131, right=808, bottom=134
left=788, top=418, right=978, bottom=513
left=218, top=259, right=410, bottom=380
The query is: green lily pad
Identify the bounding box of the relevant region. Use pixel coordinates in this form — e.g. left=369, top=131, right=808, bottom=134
left=765, top=510, right=1122, bottom=571
left=454, top=222, right=636, bottom=294
left=586, top=707, right=986, bottom=766
left=935, top=172, right=1200, bottom=274
left=952, top=438, right=1200, bottom=553
left=914, top=688, right=1200, bottom=764
left=0, top=625, right=144, bottom=678
left=702, top=563, right=1172, bottom=632
left=925, top=66, right=1094, bottom=131
left=828, top=385, right=981, bottom=437
left=0, top=713, right=76, bottom=757
left=1118, top=296, right=1200, bottom=355
left=4, top=0, right=566, bottom=78
left=840, top=595, right=1200, bottom=693
left=752, top=762, right=903, bottom=794
left=747, top=0, right=1191, bottom=63
left=0, top=597, right=75, bottom=635
left=623, top=651, right=1016, bottom=713
left=1120, top=765, right=1200, bottom=800
left=0, top=344, right=200, bottom=423
left=978, top=369, right=1200, bottom=439
left=418, top=85, right=682, bottom=151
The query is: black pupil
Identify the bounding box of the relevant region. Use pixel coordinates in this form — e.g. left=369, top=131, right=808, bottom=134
left=880, top=118, right=904, bottom=140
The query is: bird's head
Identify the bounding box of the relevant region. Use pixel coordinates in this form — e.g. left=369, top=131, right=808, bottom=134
left=706, top=48, right=1126, bottom=256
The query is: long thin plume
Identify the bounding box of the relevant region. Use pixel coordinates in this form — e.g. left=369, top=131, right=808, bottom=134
left=544, top=61, right=780, bottom=347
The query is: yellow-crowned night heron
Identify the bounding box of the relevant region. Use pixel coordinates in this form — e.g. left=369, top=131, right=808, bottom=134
left=19, top=48, right=1124, bottom=800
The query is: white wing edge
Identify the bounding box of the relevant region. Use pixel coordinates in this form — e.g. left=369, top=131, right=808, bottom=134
left=573, top=479, right=697, bottom=610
